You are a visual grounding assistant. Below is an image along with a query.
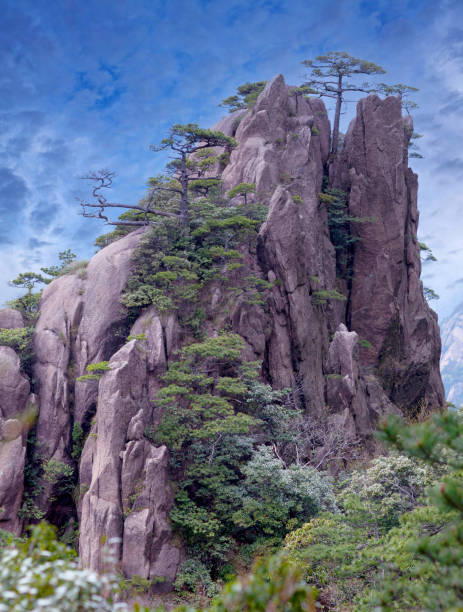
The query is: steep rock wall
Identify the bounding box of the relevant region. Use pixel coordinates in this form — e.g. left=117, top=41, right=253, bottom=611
left=330, top=95, right=444, bottom=412
left=33, top=228, right=148, bottom=515
left=221, top=75, right=337, bottom=413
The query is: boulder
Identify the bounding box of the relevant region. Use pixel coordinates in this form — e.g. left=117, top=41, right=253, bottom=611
left=0, top=309, right=24, bottom=329
left=0, top=346, right=31, bottom=533
left=0, top=347, right=30, bottom=418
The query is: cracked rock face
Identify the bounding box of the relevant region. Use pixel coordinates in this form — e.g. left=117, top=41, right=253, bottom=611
left=33, top=228, right=148, bottom=511
left=331, top=95, right=444, bottom=413
left=79, top=338, right=180, bottom=586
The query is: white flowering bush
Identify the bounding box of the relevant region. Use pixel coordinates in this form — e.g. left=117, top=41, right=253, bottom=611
left=232, top=445, right=336, bottom=539
left=338, top=452, right=437, bottom=533
left=0, top=523, right=128, bottom=612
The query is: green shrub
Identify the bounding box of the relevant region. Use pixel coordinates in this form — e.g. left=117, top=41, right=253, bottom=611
left=220, top=81, right=267, bottom=113
left=358, top=338, right=372, bottom=350
left=207, top=553, right=316, bottom=612
left=0, top=326, right=34, bottom=370
left=319, top=187, right=374, bottom=278
left=120, top=197, right=263, bottom=332
left=5, top=293, right=41, bottom=324
left=174, top=559, right=219, bottom=599
left=76, top=361, right=111, bottom=382
left=312, top=289, right=346, bottom=305
left=232, top=446, right=336, bottom=540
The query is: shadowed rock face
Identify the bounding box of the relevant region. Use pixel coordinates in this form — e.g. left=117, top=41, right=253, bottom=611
left=331, top=95, right=444, bottom=412
left=325, top=324, right=398, bottom=453
left=0, top=74, right=444, bottom=583
left=0, top=347, right=31, bottom=533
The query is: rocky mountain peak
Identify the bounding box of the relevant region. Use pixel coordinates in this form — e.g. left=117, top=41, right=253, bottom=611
left=0, top=74, right=444, bottom=587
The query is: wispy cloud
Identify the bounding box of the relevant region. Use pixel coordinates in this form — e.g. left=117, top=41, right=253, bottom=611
left=0, top=0, right=462, bottom=319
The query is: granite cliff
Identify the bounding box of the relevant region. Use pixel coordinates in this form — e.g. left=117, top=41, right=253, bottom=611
left=0, top=74, right=444, bottom=585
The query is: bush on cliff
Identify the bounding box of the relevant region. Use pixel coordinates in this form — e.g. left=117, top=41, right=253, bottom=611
left=155, top=332, right=336, bottom=586
left=281, top=410, right=463, bottom=610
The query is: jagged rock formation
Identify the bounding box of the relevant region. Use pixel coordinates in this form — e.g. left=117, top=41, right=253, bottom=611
left=29, top=228, right=180, bottom=585
left=32, top=229, right=149, bottom=521
left=331, top=95, right=444, bottom=413
left=79, top=337, right=181, bottom=586
left=325, top=323, right=398, bottom=450
left=0, top=74, right=444, bottom=584
left=221, top=75, right=336, bottom=412
left=441, top=302, right=463, bottom=406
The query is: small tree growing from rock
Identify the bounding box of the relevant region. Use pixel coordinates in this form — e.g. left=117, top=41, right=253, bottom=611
left=301, top=52, right=418, bottom=155
left=220, top=81, right=267, bottom=112
left=301, top=52, right=386, bottom=154
left=227, top=182, right=256, bottom=205
left=377, top=82, right=419, bottom=114
left=80, top=124, right=236, bottom=232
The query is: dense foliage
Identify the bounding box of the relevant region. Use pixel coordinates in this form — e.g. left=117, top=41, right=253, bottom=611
left=4, top=411, right=460, bottom=611
left=155, top=333, right=335, bottom=582
left=120, top=191, right=267, bottom=336
left=281, top=411, right=463, bottom=610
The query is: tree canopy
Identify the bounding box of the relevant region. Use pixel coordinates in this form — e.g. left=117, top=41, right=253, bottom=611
left=80, top=124, right=237, bottom=232
left=220, top=81, right=267, bottom=113
left=302, top=52, right=386, bottom=154
left=302, top=51, right=418, bottom=154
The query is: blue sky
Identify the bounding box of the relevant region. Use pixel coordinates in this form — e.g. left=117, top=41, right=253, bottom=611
left=1, top=0, right=462, bottom=319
